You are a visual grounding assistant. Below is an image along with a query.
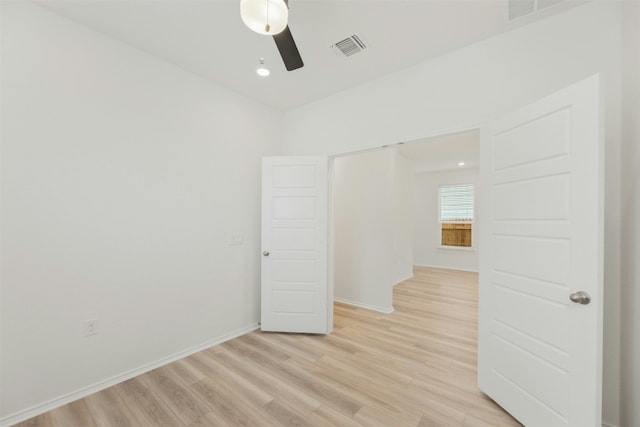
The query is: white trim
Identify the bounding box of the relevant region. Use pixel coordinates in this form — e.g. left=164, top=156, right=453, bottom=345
left=327, top=158, right=336, bottom=334
left=437, top=245, right=476, bottom=251
left=327, top=124, right=483, bottom=159
left=413, top=263, right=478, bottom=273
left=334, top=297, right=394, bottom=314
left=0, top=323, right=260, bottom=427
left=602, top=423, right=619, bottom=427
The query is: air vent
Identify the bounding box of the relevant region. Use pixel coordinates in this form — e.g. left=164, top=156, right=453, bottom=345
left=331, top=35, right=368, bottom=57
left=507, top=0, right=566, bottom=21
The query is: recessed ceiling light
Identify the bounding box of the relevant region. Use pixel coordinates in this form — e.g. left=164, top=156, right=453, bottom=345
left=458, top=162, right=465, bottom=166
left=256, top=57, right=270, bottom=77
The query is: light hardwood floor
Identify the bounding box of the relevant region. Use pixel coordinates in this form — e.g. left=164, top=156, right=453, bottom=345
left=14, top=266, right=521, bottom=427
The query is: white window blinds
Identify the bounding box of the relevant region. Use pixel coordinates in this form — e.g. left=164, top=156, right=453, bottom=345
left=439, top=184, right=474, bottom=222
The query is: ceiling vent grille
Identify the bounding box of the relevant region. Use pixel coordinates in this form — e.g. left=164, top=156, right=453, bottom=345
left=331, top=35, right=368, bottom=57
left=507, top=0, right=566, bottom=21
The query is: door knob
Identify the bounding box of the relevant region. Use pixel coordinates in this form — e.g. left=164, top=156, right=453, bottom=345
left=263, top=251, right=270, bottom=257
left=569, top=291, right=591, bottom=305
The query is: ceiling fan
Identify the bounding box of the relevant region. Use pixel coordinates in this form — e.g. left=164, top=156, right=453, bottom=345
left=240, top=0, right=304, bottom=71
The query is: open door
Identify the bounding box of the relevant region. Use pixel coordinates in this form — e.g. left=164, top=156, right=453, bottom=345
left=478, top=75, right=603, bottom=426
left=261, top=156, right=332, bottom=334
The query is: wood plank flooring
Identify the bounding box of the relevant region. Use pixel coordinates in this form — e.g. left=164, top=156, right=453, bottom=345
left=14, top=266, right=521, bottom=427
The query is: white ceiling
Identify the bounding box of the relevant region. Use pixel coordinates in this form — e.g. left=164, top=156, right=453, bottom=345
left=396, top=130, right=480, bottom=173
left=36, top=0, right=583, bottom=111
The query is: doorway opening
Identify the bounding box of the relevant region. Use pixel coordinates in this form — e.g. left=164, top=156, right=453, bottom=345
left=329, top=128, right=480, bottom=315
left=327, top=128, right=520, bottom=425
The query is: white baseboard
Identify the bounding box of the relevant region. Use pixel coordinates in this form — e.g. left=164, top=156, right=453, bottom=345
left=334, top=297, right=394, bottom=314
left=0, top=323, right=260, bottom=427
left=413, top=263, right=478, bottom=273
left=393, top=274, right=414, bottom=286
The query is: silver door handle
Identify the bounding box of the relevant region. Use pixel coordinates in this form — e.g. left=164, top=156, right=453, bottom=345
left=263, top=251, right=270, bottom=257
left=569, top=291, right=591, bottom=305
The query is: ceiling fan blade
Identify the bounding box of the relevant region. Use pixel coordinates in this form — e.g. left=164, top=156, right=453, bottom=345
left=273, top=26, right=304, bottom=71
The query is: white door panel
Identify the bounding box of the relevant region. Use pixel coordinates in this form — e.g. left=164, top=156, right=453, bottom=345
left=479, top=75, right=603, bottom=427
left=261, top=156, right=331, bottom=334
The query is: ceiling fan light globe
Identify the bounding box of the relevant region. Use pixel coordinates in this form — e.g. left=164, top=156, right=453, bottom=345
left=240, top=0, right=288, bottom=36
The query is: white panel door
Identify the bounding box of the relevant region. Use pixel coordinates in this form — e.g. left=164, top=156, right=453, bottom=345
left=478, top=75, right=603, bottom=427
left=261, top=156, right=331, bottom=334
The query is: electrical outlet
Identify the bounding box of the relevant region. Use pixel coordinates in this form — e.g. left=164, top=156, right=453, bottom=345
left=84, top=319, right=99, bottom=337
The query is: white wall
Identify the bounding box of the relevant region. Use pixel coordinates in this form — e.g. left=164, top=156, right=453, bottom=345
left=0, top=2, right=281, bottom=423
left=333, top=149, right=393, bottom=312
left=333, top=149, right=413, bottom=313
left=283, top=2, right=622, bottom=425
left=620, top=1, right=640, bottom=426
left=413, top=168, right=479, bottom=272
left=391, top=154, right=414, bottom=284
